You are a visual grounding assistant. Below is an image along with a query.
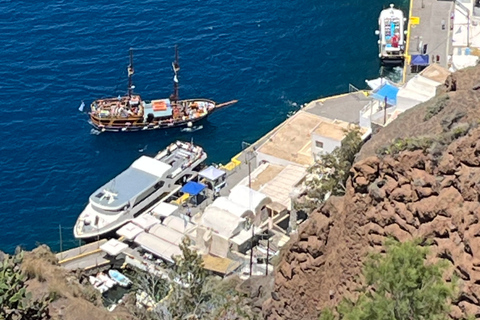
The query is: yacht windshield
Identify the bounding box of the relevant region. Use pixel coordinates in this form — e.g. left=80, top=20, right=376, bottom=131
left=91, top=203, right=126, bottom=216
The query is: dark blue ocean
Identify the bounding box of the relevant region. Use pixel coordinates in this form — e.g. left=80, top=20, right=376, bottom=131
left=0, top=0, right=408, bottom=253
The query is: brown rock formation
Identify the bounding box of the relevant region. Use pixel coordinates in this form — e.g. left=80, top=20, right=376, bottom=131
left=358, top=64, right=480, bottom=162
left=263, top=63, right=480, bottom=319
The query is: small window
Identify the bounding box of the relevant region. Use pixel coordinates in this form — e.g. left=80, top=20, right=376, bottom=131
left=315, top=141, right=324, bottom=149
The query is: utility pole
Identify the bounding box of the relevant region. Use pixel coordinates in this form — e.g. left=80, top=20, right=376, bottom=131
left=242, top=141, right=255, bottom=277
left=266, top=233, right=270, bottom=275
left=384, top=96, right=388, bottom=125
left=248, top=152, right=254, bottom=277
left=467, top=11, right=471, bottom=48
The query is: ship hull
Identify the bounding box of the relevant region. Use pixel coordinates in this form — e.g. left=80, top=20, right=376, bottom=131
left=89, top=98, right=216, bottom=133
left=89, top=111, right=210, bottom=132
left=380, top=57, right=404, bottom=67
left=73, top=141, right=207, bottom=241
left=377, top=5, right=406, bottom=67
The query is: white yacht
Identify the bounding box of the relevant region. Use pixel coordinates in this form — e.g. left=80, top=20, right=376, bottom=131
left=375, top=4, right=406, bottom=66
left=74, top=141, right=207, bottom=240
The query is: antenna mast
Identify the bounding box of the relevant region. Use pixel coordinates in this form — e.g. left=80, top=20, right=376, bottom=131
left=127, top=48, right=134, bottom=97
left=172, top=45, right=180, bottom=101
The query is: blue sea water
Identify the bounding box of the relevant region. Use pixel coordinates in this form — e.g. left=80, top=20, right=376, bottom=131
left=0, top=0, right=409, bottom=253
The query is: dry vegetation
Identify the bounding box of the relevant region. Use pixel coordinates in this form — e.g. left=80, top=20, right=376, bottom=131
left=17, top=245, right=134, bottom=320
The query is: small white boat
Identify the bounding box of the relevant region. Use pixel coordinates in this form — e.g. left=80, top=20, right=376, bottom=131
left=375, top=4, right=407, bottom=66
left=108, top=269, right=132, bottom=287
left=97, top=272, right=116, bottom=288
left=88, top=275, right=109, bottom=293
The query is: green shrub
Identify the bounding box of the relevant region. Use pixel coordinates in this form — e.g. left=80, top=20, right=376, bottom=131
left=303, top=126, right=364, bottom=208
left=321, top=239, right=458, bottom=320
left=424, top=95, right=449, bottom=121
left=0, top=251, right=52, bottom=320
left=378, top=136, right=434, bottom=156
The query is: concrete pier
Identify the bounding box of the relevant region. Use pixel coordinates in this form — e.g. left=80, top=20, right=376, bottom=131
left=56, top=239, right=110, bottom=271
left=404, top=0, right=454, bottom=81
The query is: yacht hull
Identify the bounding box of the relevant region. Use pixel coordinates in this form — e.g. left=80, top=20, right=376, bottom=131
left=74, top=141, right=207, bottom=240
left=377, top=4, right=406, bottom=66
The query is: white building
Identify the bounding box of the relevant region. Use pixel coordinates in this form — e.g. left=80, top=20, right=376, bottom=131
left=228, top=185, right=272, bottom=225
left=255, top=111, right=370, bottom=167
left=237, top=163, right=306, bottom=211
left=311, top=120, right=351, bottom=160
left=210, top=197, right=255, bottom=221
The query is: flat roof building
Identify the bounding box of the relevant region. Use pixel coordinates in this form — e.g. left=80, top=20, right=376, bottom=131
left=255, top=111, right=321, bottom=167
left=237, top=163, right=306, bottom=210
left=255, top=110, right=370, bottom=167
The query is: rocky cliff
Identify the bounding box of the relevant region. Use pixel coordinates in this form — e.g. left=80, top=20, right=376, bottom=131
left=263, top=65, right=480, bottom=320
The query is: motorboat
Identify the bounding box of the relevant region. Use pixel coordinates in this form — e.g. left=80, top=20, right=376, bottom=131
left=97, top=272, right=116, bottom=288
left=87, top=46, right=237, bottom=133
left=74, top=140, right=207, bottom=240
left=108, top=269, right=132, bottom=287
left=375, top=4, right=407, bottom=66
left=88, top=275, right=109, bottom=293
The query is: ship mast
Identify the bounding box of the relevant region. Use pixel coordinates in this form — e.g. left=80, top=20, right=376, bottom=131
left=127, top=48, right=134, bottom=98
left=171, top=45, right=180, bottom=102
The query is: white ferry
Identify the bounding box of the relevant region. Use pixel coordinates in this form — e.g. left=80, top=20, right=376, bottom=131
left=375, top=4, right=407, bottom=66
left=73, top=141, right=207, bottom=240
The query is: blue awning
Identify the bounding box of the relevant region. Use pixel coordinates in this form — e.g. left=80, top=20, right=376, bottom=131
left=411, top=54, right=429, bottom=66
left=180, top=181, right=206, bottom=196
left=371, top=83, right=399, bottom=105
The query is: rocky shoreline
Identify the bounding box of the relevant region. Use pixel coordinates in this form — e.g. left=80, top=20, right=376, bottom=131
left=263, top=65, right=480, bottom=319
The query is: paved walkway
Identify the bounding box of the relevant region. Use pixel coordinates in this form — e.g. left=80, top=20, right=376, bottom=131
left=56, top=239, right=111, bottom=270
left=60, top=251, right=110, bottom=271
left=405, top=0, right=454, bottom=80
left=56, top=239, right=106, bottom=261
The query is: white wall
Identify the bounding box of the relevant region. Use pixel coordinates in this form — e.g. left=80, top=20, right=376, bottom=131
left=311, top=133, right=342, bottom=161
left=359, top=112, right=372, bottom=129
left=255, top=151, right=304, bottom=168
left=396, top=94, right=422, bottom=112
left=359, top=100, right=382, bottom=129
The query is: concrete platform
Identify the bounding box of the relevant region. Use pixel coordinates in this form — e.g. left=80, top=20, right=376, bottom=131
left=404, top=0, right=454, bottom=81
left=56, top=239, right=107, bottom=262
left=56, top=239, right=111, bottom=271
left=303, top=91, right=372, bottom=124
left=60, top=251, right=110, bottom=271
